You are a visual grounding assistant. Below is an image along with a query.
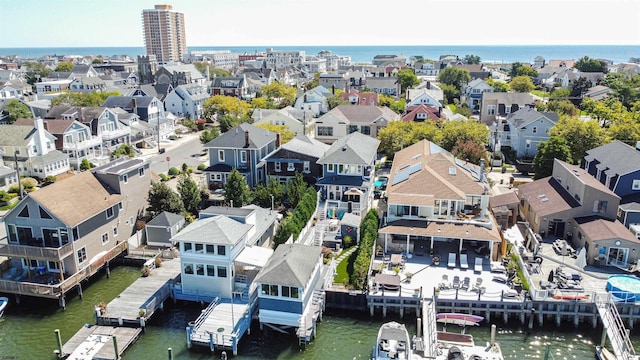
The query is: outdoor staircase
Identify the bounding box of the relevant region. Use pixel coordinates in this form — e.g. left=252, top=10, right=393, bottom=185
left=313, top=224, right=325, bottom=247
left=596, top=294, right=636, bottom=360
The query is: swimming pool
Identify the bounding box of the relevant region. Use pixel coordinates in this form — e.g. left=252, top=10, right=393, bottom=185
left=606, top=275, right=640, bottom=302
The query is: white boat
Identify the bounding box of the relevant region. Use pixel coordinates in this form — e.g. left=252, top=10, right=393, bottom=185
left=434, top=326, right=503, bottom=360
left=372, top=321, right=413, bottom=360
left=0, top=296, right=8, bottom=317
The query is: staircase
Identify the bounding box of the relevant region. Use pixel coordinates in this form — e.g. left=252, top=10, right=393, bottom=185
left=596, top=294, right=636, bottom=360
left=314, top=224, right=325, bottom=247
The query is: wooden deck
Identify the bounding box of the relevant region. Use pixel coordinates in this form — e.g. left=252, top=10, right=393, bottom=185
left=190, top=302, right=250, bottom=348
left=97, top=258, right=181, bottom=326
left=59, top=325, right=141, bottom=360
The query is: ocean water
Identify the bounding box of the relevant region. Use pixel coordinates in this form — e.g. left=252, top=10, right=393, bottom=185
left=0, top=45, right=637, bottom=64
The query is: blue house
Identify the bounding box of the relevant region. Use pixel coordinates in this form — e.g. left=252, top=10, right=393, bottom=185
left=582, top=140, right=640, bottom=229
left=254, top=243, right=325, bottom=342
left=491, top=108, right=558, bottom=158
left=316, top=131, right=380, bottom=218
left=203, top=123, right=278, bottom=190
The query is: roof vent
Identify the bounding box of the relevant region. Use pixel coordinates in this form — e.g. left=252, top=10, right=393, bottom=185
left=448, top=166, right=457, bottom=175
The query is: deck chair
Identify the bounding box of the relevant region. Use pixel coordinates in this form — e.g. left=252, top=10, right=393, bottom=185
left=452, top=275, right=461, bottom=289
left=472, top=277, right=483, bottom=292
left=461, top=276, right=471, bottom=290
left=448, top=253, right=457, bottom=268
left=474, top=258, right=483, bottom=273
left=439, top=274, right=450, bottom=290
left=460, top=253, right=469, bottom=269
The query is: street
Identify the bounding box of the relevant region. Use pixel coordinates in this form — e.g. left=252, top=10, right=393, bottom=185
left=142, top=134, right=206, bottom=175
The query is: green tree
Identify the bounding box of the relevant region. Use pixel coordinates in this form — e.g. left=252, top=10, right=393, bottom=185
left=464, top=54, right=481, bottom=64
left=327, top=94, right=348, bottom=110
left=286, top=172, right=309, bottom=209
left=549, top=88, right=570, bottom=99
left=570, top=77, right=593, bottom=104
left=147, top=182, right=184, bottom=217
left=533, top=137, right=572, bottom=179
left=549, top=116, right=607, bottom=163
left=211, top=68, right=233, bottom=78
left=397, top=69, right=419, bottom=94
left=253, top=177, right=285, bottom=209
left=92, top=58, right=103, bottom=64
left=377, top=121, right=439, bottom=158
left=224, top=168, right=250, bottom=207
left=255, top=123, right=294, bottom=144
left=6, top=100, right=32, bottom=124
left=218, top=114, right=251, bottom=133
left=251, top=97, right=272, bottom=109
left=22, top=62, right=51, bottom=84
left=51, top=91, right=121, bottom=107
left=178, top=174, right=202, bottom=215
left=546, top=100, right=578, bottom=116
left=486, top=77, right=509, bottom=92
left=574, top=56, right=607, bottom=73
left=111, top=144, right=135, bottom=159
left=304, top=73, right=320, bottom=90
left=258, top=82, right=297, bottom=108
left=438, top=67, right=471, bottom=91
left=79, top=158, right=94, bottom=171
left=437, top=119, right=490, bottom=152
left=440, top=84, right=460, bottom=104
left=509, top=76, right=535, bottom=93
left=378, top=94, right=405, bottom=114
left=203, top=95, right=251, bottom=119
left=55, top=61, right=73, bottom=72
left=510, top=62, right=538, bottom=78
left=608, top=117, right=640, bottom=146
left=199, top=129, right=217, bottom=144
left=451, top=140, right=488, bottom=165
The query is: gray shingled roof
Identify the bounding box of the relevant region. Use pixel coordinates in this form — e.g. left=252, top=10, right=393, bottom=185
left=254, top=243, right=321, bottom=287
left=584, top=140, right=640, bottom=177
left=0, top=125, right=35, bottom=146
left=204, top=123, right=276, bottom=149
left=147, top=211, right=185, bottom=227
left=482, top=92, right=535, bottom=104
left=279, top=134, right=330, bottom=159
left=171, top=215, right=252, bottom=245
left=506, top=108, right=558, bottom=128
left=317, top=132, right=380, bottom=165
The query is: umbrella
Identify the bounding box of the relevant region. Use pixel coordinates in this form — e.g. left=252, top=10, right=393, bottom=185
left=547, top=269, right=554, bottom=282
left=575, top=248, right=587, bottom=270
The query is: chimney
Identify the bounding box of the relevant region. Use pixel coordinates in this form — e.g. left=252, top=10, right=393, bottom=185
left=426, top=81, right=431, bottom=89
left=132, top=98, right=138, bottom=115
left=245, top=130, right=250, bottom=148
left=276, top=133, right=281, bottom=147
left=479, top=159, right=485, bottom=183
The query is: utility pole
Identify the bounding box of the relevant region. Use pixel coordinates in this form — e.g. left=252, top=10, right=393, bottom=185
left=14, top=151, right=23, bottom=200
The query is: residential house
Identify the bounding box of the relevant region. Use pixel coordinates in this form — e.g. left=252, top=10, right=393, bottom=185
left=0, top=119, right=70, bottom=178
left=480, top=92, right=535, bottom=125
left=572, top=216, right=640, bottom=268
left=101, top=95, right=165, bottom=123
left=70, top=64, right=100, bottom=78
left=339, top=90, right=378, bottom=106
left=318, top=73, right=350, bottom=93
left=164, top=83, right=210, bottom=119
left=69, top=77, right=106, bottom=93
left=405, top=86, right=444, bottom=110
left=489, top=192, right=520, bottom=230
left=451, top=64, right=491, bottom=80
left=294, top=86, right=332, bottom=116
left=203, top=123, right=278, bottom=189
left=372, top=55, right=406, bottom=67
left=491, top=108, right=559, bottom=158
left=211, top=76, right=248, bottom=99
left=0, top=158, right=150, bottom=300
left=199, top=204, right=278, bottom=248
left=314, top=104, right=398, bottom=144
left=265, top=49, right=306, bottom=70
left=365, top=77, right=400, bottom=99
left=45, top=106, right=131, bottom=149
left=414, top=61, right=440, bottom=77
left=252, top=107, right=313, bottom=137
left=155, top=64, right=206, bottom=87
left=13, top=118, right=107, bottom=170
left=582, top=140, right=640, bottom=230
left=518, top=159, right=620, bottom=238
left=316, top=132, right=379, bottom=218
left=378, top=140, right=501, bottom=259
left=401, top=104, right=441, bottom=122
left=35, top=80, right=72, bottom=96
left=303, top=56, right=327, bottom=74
left=254, top=243, right=325, bottom=336
left=0, top=79, right=32, bottom=100
left=584, top=85, right=612, bottom=101
left=145, top=211, right=185, bottom=247
left=463, top=78, right=494, bottom=111
left=263, top=134, right=330, bottom=185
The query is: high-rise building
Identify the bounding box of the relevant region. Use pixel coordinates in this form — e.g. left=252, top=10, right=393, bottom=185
left=142, top=5, right=187, bottom=64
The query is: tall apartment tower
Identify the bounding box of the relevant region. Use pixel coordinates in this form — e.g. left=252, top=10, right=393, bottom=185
left=142, top=5, right=187, bottom=64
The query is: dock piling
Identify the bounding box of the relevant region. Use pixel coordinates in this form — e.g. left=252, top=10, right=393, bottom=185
left=54, top=329, right=63, bottom=357
left=490, top=324, right=496, bottom=346
left=186, top=325, right=193, bottom=349
left=77, top=283, right=83, bottom=299
left=112, top=335, right=120, bottom=360
left=106, top=260, right=111, bottom=278
left=168, top=347, right=173, bottom=360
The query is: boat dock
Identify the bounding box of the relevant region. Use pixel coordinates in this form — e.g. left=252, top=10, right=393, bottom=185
left=96, top=258, right=181, bottom=327
left=186, top=296, right=255, bottom=356
left=297, top=289, right=326, bottom=347
left=55, top=325, right=142, bottom=360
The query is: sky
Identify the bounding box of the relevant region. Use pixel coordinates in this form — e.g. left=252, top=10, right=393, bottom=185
left=0, top=0, right=639, bottom=48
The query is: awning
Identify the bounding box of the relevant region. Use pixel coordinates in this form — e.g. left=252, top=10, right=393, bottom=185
left=344, top=188, right=364, bottom=196
left=235, top=246, right=274, bottom=268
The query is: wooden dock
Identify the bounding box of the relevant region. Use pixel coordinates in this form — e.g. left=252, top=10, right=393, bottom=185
left=57, top=325, right=141, bottom=360
left=97, top=258, right=181, bottom=326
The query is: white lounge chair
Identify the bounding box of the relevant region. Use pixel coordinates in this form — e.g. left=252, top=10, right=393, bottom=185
left=448, top=253, right=456, bottom=268
left=474, top=258, right=483, bottom=273
left=460, top=253, right=469, bottom=269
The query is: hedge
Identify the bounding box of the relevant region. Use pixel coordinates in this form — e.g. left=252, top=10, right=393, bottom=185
left=273, top=187, right=317, bottom=248
left=349, top=209, right=379, bottom=289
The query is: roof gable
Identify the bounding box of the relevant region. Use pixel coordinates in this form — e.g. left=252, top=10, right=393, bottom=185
left=254, top=243, right=321, bottom=287
left=317, top=132, right=380, bottom=165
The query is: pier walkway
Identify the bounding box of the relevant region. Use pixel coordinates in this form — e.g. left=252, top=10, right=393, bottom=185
left=596, top=294, right=637, bottom=360
left=57, top=325, right=141, bottom=360
left=96, top=258, right=181, bottom=326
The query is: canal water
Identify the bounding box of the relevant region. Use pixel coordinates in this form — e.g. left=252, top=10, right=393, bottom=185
left=1, top=265, right=639, bottom=359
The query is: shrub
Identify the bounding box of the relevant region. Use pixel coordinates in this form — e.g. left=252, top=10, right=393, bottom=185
left=8, top=184, right=19, bottom=194
left=22, top=177, right=38, bottom=189
left=168, top=167, right=181, bottom=176
left=0, top=191, right=11, bottom=203
left=159, top=173, right=169, bottom=182
left=43, top=175, right=57, bottom=185
left=197, top=164, right=206, bottom=171
left=80, top=158, right=94, bottom=171
left=168, top=135, right=178, bottom=141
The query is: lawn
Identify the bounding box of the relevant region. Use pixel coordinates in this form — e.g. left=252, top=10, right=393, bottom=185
left=334, top=249, right=357, bottom=285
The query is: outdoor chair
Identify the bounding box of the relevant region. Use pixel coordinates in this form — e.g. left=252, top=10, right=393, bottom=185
left=461, top=276, right=471, bottom=290
left=448, top=253, right=457, bottom=268
left=460, top=254, right=469, bottom=269
left=452, top=275, right=461, bottom=289
left=439, top=274, right=450, bottom=290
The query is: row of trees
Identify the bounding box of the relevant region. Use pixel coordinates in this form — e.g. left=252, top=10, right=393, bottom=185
left=272, top=187, right=317, bottom=248
left=350, top=209, right=379, bottom=290
left=146, top=173, right=204, bottom=221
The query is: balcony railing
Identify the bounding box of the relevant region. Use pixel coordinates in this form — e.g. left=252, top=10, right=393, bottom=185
left=63, top=137, right=102, bottom=151
left=101, top=127, right=131, bottom=140
left=0, top=241, right=74, bottom=261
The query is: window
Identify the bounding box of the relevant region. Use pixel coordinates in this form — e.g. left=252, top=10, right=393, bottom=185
left=218, top=150, right=225, bottom=162
left=206, top=265, right=215, bottom=276
left=633, top=180, right=640, bottom=190
left=106, top=207, right=114, bottom=219
left=348, top=125, right=358, bottom=134
left=361, top=126, right=371, bottom=135
left=139, top=167, right=145, bottom=177
left=532, top=126, right=537, bottom=134
left=122, top=174, right=128, bottom=184
left=317, top=126, right=333, bottom=136
left=183, top=242, right=193, bottom=252
left=240, top=150, right=247, bottom=163
left=77, top=248, right=87, bottom=263
left=195, top=243, right=204, bottom=253
left=287, top=162, right=295, bottom=171
left=593, top=200, right=608, bottom=214
left=217, top=266, right=227, bottom=278
left=102, top=233, right=109, bottom=244
left=113, top=226, right=118, bottom=237
left=206, top=244, right=215, bottom=254
left=275, top=162, right=281, bottom=172
left=281, top=286, right=300, bottom=298
left=184, top=263, right=194, bottom=275
left=303, top=161, right=310, bottom=173
left=118, top=202, right=123, bottom=210
left=487, top=105, right=496, bottom=115
left=328, top=164, right=334, bottom=172
left=196, top=264, right=205, bottom=276
left=545, top=127, right=550, bottom=134
left=39, top=206, right=52, bottom=219
left=129, top=216, right=134, bottom=225
left=17, top=205, right=29, bottom=218
left=217, top=245, right=226, bottom=256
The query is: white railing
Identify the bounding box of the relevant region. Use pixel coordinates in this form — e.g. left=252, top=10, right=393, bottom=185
left=63, top=137, right=102, bottom=151
left=101, top=127, right=131, bottom=140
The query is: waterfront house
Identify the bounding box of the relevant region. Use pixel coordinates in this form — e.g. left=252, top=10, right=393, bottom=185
left=254, top=243, right=325, bottom=337
left=263, top=134, right=330, bottom=185
left=316, top=131, right=379, bottom=218
left=518, top=159, right=620, bottom=239
left=572, top=216, right=640, bottom=268
left=480, top=92, right=535, bottom=125
left=0, top=118, right=70, bottom=178
left=203, top=123, right=278, bottom=189
left=463, top=78, right=494, bottom=111
left=314, top=104, right=398, bottom=144
left=372, top=55, right=406, bottom=67
left=145, top=211, right=186, bottom=247
left=164, top=83, right=210, bottom=119
left=0, top=158, right=150, bottom=302
left=582, top=140, right=640, bottom=230
left=491, top=108, right=559, bottom=159
left=294, top=86, right=332, bottom=116
left=199, top=205, right=278, bottom=248
left=378, top=140, right=502, bottom=260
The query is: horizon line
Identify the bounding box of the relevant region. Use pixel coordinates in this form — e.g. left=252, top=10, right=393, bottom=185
left=1, top=44, right=639, bottom=49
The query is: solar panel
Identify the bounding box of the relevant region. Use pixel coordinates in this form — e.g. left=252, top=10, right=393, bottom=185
left=391, top=171, right=410, bottom=186
left=408, top=162, right=422, bottom=175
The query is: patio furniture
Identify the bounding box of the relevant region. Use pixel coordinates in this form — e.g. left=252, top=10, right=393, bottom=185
left=474, top=258, right=483, bottom=273
left=490, top=261, right=506, bottom=274
left=461, top=276, right=471, bottom=291
left=390, top=254, right=403, bottom=267
left=452, top=275, right=461, bottom=289
left=448, top=253, right=457, bottom=268
left=472, top=277, right=483, bottom=292
left=460, top=254, right=469, bottom=269
left=439, top=274, right=450, bottom=290
left=493, top=274, right=508, bottom=283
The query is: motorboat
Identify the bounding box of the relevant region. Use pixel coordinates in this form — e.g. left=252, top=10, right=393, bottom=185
left=0, top=297, right=8, bottom=318
left=433, top=313, right=503, bottom=360
left=372, top=321, right=412, bottom=360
